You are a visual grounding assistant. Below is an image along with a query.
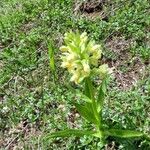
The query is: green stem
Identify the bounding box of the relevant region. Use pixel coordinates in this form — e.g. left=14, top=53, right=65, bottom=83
left=85, top=78, right=100, bottom=130
left=97, top=77, right=107, bottom=130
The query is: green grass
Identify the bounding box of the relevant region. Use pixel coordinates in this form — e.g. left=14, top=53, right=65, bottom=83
left=0, top=0, right=150, bottom=149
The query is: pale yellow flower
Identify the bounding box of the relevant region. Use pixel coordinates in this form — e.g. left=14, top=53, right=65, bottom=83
left=81, top=60, right=90, bottom=74
left=61, top=61, right=73, bottom=70
left=80, top=32, right=88, bottom=44
left=80, top=32, right=87, bottom=39
left=70, top=70, right=80, bottom=84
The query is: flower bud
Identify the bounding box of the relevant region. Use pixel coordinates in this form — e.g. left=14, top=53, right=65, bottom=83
left=98, top=64, right=109, bottom=78
left=60, top=46, right=68, bottom=51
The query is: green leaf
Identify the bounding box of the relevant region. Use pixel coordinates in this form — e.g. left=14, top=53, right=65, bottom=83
left=97, top=77, right=107, bottom=113
left=48, top=41, right=56, bottom=82
left=44, top=129, right=96, bottom=140
left=98, top=78, right=107, bottom=101
left=104, top=129, right=144, bottom=138
left=76, top=91, right=92, bottom=103
left=84, top=78, right=94, bottom=99
left=84, top=80, right=90, bottom=98
left=48, top=41, right=55, bottom=72
left=64, top=84, right=92, bottom=103
left=74, top=103, right=97, bottom=124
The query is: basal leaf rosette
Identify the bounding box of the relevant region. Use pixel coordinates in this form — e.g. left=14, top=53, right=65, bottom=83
left=60, top=31, right=110, bottom=84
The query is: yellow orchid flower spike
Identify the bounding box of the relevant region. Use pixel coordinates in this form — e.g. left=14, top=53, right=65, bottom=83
left=60, top=31, right=110, bottom=84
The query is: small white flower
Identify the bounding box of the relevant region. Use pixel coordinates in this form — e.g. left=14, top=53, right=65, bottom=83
left=2, top=106, right=9, bottom=113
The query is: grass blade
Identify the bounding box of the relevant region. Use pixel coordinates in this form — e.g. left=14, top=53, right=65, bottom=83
left=48, top=41, right=55, bottom=72
left=48, top=41, right=56, bottom=82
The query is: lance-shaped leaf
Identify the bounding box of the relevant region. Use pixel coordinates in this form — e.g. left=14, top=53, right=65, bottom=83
left=97, top=77, right=107, bottom=113
left=44, top=129, right=97, bottom=140
left=84, top=78, right=94, bottom=99
left=76, top=91, right=92, bottom=103
left=104, top=129, right=144, bottom=138
left=65, top=84, right=92, bottom=103
left=74, top=103, right=97, bottom=124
